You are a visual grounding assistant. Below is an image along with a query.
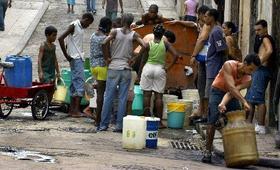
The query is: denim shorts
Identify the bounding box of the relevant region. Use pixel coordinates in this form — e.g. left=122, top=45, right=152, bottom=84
left=246, top=66, right=271, bottom=104
left=70, top=58, right=85, bottom=97
left=205, top=78, right=214, bottom=99
left=208, top=87, right=241, bottom=124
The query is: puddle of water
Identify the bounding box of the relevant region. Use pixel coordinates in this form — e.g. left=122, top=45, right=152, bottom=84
left=0, top=146, right=55, bottom=163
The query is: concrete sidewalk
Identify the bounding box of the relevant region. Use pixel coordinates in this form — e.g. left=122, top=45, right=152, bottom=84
left=196, top=124, right=280, bottom=168
left=139, top=0, right=179, bottom=19
left=0, top=0, right=49, bottom=58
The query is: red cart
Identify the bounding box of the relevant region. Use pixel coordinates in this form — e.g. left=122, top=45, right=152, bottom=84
left=0, top=62, right=54, bottom=120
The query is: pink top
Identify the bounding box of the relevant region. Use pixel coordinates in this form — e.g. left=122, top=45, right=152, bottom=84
left=184, top=0, right=198, bottom=16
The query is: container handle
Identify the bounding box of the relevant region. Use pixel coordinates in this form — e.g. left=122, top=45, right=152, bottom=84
left=168, top=106, right=185, bottom=113
left=85, top=77, right=93, bottom=83
left=55, top=77, right=66, bottom=86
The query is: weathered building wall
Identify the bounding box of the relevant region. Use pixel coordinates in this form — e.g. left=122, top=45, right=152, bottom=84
left=224, top=0, right=231, bottom=21
left=257, top=0, right=273, bottom=34
left=175, top=0, right=185, bottom=19
left=239, top=0, right=252, bottom=55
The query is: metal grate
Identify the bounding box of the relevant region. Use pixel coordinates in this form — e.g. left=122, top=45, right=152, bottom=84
left=170, top=139, right=204, bottom=151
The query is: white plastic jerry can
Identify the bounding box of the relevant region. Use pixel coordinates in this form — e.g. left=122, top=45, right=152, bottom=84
left=122, top=115, right=146, bottom=149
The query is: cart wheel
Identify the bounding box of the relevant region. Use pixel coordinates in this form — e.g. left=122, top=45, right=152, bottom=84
left=31, top=90, right=49, bottom=120
left=0, top=103, right=13, bottom=119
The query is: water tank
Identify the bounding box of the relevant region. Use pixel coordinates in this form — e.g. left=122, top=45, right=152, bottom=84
left=4, top=55, right=32, bottom=88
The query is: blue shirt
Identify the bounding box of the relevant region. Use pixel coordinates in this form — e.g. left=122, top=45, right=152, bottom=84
left=206, top=25, right=227, bottom=79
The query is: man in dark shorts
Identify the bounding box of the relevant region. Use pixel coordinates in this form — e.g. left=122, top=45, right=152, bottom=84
left=202, top=54, right=261, bottom=163
left=246, top=19, right=275, bottom=134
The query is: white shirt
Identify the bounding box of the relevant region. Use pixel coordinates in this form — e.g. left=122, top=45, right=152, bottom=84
left=67, top=20, right=84, bottom=60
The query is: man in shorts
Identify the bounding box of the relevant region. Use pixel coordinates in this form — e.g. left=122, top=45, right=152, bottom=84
left=246, top=20, right=275, bottom=134
left=202, top=54, right=261, bottom=163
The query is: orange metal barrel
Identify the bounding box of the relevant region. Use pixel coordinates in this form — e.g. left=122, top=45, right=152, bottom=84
left=133, top=23, right=198, bottom=89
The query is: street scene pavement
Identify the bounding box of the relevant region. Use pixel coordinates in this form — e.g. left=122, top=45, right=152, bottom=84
left=0, top=0, right=279, bottom=169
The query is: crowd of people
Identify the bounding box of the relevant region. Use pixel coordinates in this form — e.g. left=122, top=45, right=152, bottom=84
left=36, top=0, right=277, bottom=164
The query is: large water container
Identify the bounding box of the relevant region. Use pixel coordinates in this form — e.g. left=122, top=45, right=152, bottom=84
left=22, top=55, right=32, bottom=87
left=4, top=55, right=32, bottom=88
left=222, top=110, right=259, bottom=167
left=122, top=115, right=146, bottom=149
left=61, top=68, right=90, bottom=105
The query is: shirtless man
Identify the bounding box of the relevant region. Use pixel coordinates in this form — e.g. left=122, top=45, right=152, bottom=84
left=246, top=19, right=275, bottom=134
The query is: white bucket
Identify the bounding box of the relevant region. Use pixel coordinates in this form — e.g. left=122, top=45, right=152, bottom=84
left=178, top=99, right=193, bottom=127
left=181, top=89, right=199, bottom=113
left=163, top=94, right=178, bottom=119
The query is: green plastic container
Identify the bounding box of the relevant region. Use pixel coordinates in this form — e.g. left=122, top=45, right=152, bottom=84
left=132, top=85, right=143, bottom=116
left=84, top=58, right=91, bottom=70
left=61, top=68, right=91, bottom=105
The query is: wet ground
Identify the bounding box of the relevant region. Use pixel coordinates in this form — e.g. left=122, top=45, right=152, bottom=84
left=0, top=0, right=278, bottom=169
left=0, top=109, right=274, bottom=169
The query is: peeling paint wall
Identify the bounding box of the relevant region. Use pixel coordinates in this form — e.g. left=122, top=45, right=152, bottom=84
left=224, top=0, right=231, bottom=21
left=239, top=0, right=251, bottom=55
left=175, top=0, right=185, bottom=19
left=257, top=0, right=273, bottom=34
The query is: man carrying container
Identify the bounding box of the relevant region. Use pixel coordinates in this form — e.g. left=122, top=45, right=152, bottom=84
left=202, top=54, right=261, bottom=163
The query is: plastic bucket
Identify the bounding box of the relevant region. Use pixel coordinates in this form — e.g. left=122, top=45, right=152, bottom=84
left=145, top=117, right=160, bottom=148
left=181, top=89, right=199, bottom=113
left=178, top=99, right=193, bottom=128
left=163, top=94, right=178, bottom=119
left=132, top=85, right=143, bottom=116
left=167, top=102, right=186, bottom=129
left=61, top=68, right=91, bottom=105
left=52, top=78, right=67, bottom=103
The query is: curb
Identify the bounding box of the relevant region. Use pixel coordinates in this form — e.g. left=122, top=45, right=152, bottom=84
left=12, top=1, right=50, bottom=55
left=195, top=123, right=280, bottom=168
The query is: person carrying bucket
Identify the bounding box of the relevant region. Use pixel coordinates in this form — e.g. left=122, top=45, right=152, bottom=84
left=202, top=54, right=261, bottom=163
left=138, top=24, right=179, bottom=128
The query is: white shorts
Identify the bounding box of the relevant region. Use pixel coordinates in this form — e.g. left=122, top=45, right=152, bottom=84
left=140, top=63, right=166, bottom=93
